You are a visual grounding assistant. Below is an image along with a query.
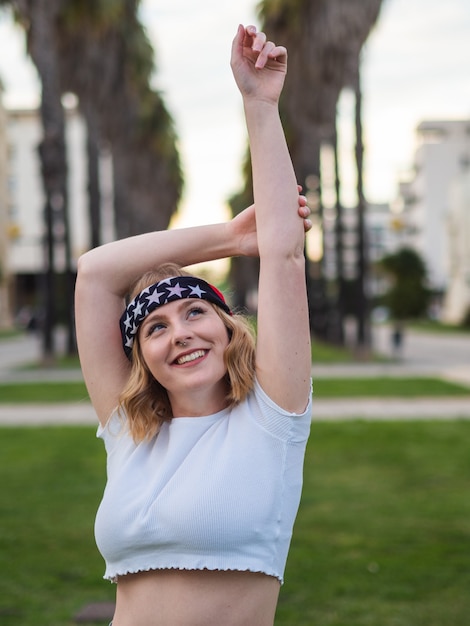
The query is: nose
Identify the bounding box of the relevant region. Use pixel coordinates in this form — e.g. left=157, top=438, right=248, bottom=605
left=173, top=322, right=193, bottom=348
left=175, top=337, right=190, bottom=347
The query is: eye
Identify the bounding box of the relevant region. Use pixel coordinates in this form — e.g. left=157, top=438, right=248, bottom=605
left=187, top=306, right=205, bottom=318
left=146, top=321, right=166, bottom=336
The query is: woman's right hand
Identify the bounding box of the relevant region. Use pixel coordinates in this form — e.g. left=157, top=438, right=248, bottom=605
left=230, top=187, right=311, bottom=258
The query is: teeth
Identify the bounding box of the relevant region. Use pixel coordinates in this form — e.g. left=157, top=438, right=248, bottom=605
left=177, top=350, right=205, bottom=365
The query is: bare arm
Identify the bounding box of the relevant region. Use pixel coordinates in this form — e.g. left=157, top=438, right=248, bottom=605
left=76, top=24, right=312, bottom=424
left=76, top=199, right=310, bottom=425
left=231, top=25, right=311, bottom=412
left=76, top=221, right=245, bottom=424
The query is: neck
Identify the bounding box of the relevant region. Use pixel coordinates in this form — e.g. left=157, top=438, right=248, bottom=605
left=169, top=381, right=230, bottom=418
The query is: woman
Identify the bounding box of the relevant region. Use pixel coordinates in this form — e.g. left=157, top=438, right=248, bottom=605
left=75, top=24, right=312, bottom=626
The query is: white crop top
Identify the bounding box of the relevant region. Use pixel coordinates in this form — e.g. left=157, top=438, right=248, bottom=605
left=94, top=378, right=312, bottom=584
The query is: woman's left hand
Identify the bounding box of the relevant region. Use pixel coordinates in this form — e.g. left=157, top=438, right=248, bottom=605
left=230, top=24, right=287, bottom=105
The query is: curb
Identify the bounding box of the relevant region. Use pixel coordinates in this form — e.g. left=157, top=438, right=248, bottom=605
left=0, top=397, right=469, bottom=425
left=0, top=403, right=97, bottom=426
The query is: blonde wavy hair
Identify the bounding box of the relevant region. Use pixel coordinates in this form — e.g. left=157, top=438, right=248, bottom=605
left=118, top=263, right=256, bottom=442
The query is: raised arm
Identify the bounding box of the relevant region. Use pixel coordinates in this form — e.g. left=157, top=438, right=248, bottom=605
left=75, top=201, right=310, bottom=424
left=76, top=221, right=244, bottom=424
left=77, top=24, right=311, bottom=424
left=231, top=25, right=311, bottom=412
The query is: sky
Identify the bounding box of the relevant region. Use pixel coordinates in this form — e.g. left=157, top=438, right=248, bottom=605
left=0, top=0, right=469, bottom=227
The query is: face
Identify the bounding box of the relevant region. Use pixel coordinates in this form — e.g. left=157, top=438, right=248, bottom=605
left=138, top=298, right=230, bottom=412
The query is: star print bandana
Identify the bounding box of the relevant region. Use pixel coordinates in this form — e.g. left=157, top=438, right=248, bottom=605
left=120, top=276, right=231, bottom=359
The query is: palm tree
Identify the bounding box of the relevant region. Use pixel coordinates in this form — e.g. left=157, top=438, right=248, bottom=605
left=2, top=0, right=182, bottom=360
left=0, top=79, right=11, bottom=329
left=4, top=0, right=75, bottom=359
left=233, top=0, right=384, bottom=346
left=56, top=0, right=183, bottom=239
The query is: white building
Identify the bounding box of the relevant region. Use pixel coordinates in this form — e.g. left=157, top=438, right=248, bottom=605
left=0, top=82, right=11, bottom=328
left=393, top=119, right=470, bottom=293
left=3, top=105, right=113, bottom=320
left=7, top=107, right=88, bottom=271
left=365, top=202, right=400, bottom=264
left=441, top=164, right=470, bottom=323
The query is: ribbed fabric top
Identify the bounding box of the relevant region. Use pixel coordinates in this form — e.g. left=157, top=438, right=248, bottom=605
left=94, top=378, right=312, bottom=584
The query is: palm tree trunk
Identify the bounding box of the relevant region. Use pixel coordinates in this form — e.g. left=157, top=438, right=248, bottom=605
left=85, top=111, right=102, bottom=249
left=16, top=0, right=74, bottom=359
left=354, top=67, right=370, bottom=352
left=259, top=0, right=384, bottom=347
left=55, top=0, right=183, bottom=240
left=333, top=123, right=345, bottom=344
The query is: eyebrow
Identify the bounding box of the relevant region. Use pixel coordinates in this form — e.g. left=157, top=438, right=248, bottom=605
left=140, top=299, right=208, bottom=331
left=141, top=311, right=165, bottom=326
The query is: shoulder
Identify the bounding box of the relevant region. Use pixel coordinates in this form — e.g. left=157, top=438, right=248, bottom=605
left=96, top=409, right=132, bottom=453
left=235, top=377, right=312, bottom=443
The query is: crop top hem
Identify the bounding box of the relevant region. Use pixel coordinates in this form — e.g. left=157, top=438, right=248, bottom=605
left=103, top=547, right=284, bottom=583
left=105, top=564, right=281, bottom=585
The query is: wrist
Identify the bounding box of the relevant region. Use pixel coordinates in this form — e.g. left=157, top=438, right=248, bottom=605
left=242, top=96, right=280, bottom=112
left=223, top=221, right=244, bottom=257
left=243, top=98, right=282, bottom=132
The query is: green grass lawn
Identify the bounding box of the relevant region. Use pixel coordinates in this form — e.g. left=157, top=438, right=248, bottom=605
left=278, top=420, right=470, bottom=625
left=0, top=376, right=468, bottom=404
left=1, top=421, right=469, bottom=625
left=410, top=319, right=470, bottom=335
left=311, top=339, right=357, bottom=363
left=313, top=376, right=470, bottom=397
left=0, top=427, right=112, bottom=625
left=0, top=330, right=21, bottom=340
left=0, top=381, right=90, bottom=403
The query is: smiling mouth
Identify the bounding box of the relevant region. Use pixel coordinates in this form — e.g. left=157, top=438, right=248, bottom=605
left=175, top=350, right=207, bottom=365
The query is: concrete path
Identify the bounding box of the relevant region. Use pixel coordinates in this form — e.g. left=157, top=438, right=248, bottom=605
left=0, top=395, right=469, bottom=426
left=0, top=328, right=469, bottom=425
left=371, top=323, right=470, bottom=371
left=0, top=402, right=98, bottom=426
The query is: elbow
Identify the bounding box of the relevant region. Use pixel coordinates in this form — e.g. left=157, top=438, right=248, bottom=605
left=76, top=251, right=94, bottom=282
left=262, top=246, right=306, bottom=277
left=278, top=237, right=307, bottom=264
left=293, top=239, right=307, bottom=261
left=260, top=223, right=306, bottom=263
left=280, top=244, right=306, bottom=269
left=75, top=254, right=93, bottom=298
left=291, top=249, right=306, bottom=273
left=76, top=248, right=106, bottom=289
left=285, top=240, right=307, bottom=276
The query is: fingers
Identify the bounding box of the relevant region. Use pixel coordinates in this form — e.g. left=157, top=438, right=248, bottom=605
left=256, top=43, right=287, bottom=69
left=300, top=204, right=312, bottom=232
left=242, top=24, right=287, bottom=69
left=232, top=24, right=245, bottom=59
left=247, top=25, right=266, bottom=52
left=297, top=191, right=312, bottom=231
